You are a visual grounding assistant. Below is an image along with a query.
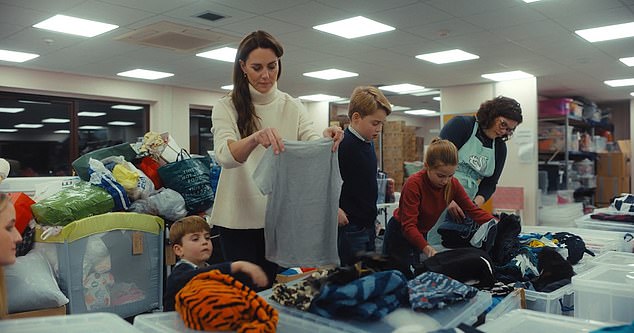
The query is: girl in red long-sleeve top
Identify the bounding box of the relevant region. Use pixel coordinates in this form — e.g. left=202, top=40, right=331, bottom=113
left=384, top=138, right=495, bottom=264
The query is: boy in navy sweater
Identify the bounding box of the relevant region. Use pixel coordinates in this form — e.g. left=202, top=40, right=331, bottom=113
left=163, top=216, right=268, bottom=311
left=337, top=86, right=392, bottom=265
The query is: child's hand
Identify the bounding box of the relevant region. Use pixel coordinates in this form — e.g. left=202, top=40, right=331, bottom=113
left=447, top=200, right=465, bottom=221
left=231, top=261, right=269, bottom=287
left=423, top=245, right=437, bottom=257
left=337, top=208, right=349, bottom=226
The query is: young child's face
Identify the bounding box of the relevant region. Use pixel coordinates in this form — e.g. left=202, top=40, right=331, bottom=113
left=174, top=231, right=212, bottom=267
left=426, top=164, right=456, bottom=189
left=351, top=108, right=387, bottom=141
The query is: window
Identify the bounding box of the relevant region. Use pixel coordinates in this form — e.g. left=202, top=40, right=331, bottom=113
left=189, top=108, right=213, bottom=155
left=0, top=92, right=148, bottom=177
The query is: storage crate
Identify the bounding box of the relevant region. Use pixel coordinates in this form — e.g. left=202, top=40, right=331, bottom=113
left=524, top=285, right=574, bottom=316
left=0, top=312, right=142, bottom=333
left=134, top=311, right=344, bottom=333
left=485, top=288, right=524, bottom=322
left=259, top=287, right=491, bottom=332
left=35, top=212, right=164, bottom=318
left=479, top=309, right=611, bottom=333
left=539, top=98, right=574, bottom=117
left=573, top=265, right=634, bottom=323
left=587, top=251, right=634, bottom=269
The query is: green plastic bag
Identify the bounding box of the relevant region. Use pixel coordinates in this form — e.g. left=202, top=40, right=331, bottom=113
left=72, top=143, right=137, bottom=181
left=158, top=150, right=213, bottom=214
left=31, top=181, right=115, bottom=226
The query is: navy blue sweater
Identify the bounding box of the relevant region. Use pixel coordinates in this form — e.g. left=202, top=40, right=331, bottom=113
left=338, top=128, right=378, bottom=228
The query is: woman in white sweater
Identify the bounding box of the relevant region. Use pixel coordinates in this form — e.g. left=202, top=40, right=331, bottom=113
left=210, top=30, right=343, bottom=287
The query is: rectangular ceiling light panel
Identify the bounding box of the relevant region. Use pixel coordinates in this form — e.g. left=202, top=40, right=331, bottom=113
left=481, top=70, right=534, bottom=81
left=415, top=49, right=479, bottom=64
left=0, top=49, right=39, bottom=63
left=117, top=69, right=174, bottom=80
left=379, top=84, right=426, bottom=94
left=575, top=22, right=634, bottom=42
left=196, top=47, right=237, bottom=62
left=303, top=69, right=359, bottom=80
left=313, top=16, right=395, bottom=39
left=33, top=15, right=118, bottom=37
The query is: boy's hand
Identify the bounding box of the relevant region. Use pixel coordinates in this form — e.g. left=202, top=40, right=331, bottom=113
left=231, top=261, right=269, bottom=287
left=337, top=208, right=349, bottom=226
left=323, top=126, right=344, bottom=152
left=447, top=200, right=465, bottom=221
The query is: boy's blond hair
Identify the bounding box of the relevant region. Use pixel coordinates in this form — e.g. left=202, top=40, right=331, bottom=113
left=169, top=216, right=211, bottom=245
left=348, top=86, right=392, bottom=119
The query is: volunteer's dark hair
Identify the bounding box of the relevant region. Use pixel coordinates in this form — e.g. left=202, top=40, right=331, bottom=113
left=476, top=96, right=523, bottom=140
left=231, top=30, right=284, bottom=138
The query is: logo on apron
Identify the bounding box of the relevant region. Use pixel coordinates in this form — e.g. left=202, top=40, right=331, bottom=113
left=468, top=155, right=488, bottom=173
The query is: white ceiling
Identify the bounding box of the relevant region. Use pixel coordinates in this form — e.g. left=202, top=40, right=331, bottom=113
left=1, top=0, right=634, bottom=111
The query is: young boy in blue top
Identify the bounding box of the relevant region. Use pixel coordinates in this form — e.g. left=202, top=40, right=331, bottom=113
left=163, top=216, right=268, bottom=311
left=337, top=86, right=392, bottom=265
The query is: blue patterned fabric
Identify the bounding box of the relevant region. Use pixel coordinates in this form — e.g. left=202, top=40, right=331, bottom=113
left=309, top=270, right=408, bottom=320
left=408, top=272, right=478, bottom=310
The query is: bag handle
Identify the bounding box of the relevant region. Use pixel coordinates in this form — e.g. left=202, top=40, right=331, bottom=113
left=176, top=149, right=191, bottom=161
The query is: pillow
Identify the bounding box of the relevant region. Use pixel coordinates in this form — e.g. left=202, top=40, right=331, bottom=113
left=5, top=251, right=69, bottom=313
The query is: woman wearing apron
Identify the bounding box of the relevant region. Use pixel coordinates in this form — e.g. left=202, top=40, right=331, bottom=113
left=426, top=96, right=523, bottom=245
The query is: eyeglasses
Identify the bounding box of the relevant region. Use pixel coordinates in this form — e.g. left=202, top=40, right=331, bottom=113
left=498, top=118, right=517, bottom=134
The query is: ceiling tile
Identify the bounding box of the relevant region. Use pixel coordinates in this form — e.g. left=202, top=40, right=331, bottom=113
left=0, top=0, right=85, bottom=13
left=402, top=18, right=484, bottom=41
left=378, top=2, right=453, bottom=28
left=211, top=0, right=311, bottom=15
left=0, top=3, right=50, bottom=27
left=216, top=16, right=304, bottom=37
left=266, top=1, right=350, bottom=27
left=463, top=6, right=548, bottom=30
left=424, top=0, right=520, bottom=17
left=61, top=0, right=156, bottom=26
left=313, top=0, right=419, bottom=13
left=98, top=0, right=198, bottom=14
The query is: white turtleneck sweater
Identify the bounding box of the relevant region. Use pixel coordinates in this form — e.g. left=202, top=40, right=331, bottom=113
left=210, top=83, right=321, bottom=229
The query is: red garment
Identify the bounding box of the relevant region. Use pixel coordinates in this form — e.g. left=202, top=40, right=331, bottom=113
left=394, top=170, right=494, bottom=250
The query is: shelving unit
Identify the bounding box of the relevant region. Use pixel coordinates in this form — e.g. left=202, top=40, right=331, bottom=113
left=538, top=110, right=613, bottom=205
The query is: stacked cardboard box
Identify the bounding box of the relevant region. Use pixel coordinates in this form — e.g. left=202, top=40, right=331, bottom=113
left=376, top=121, right=425, bottom=191
left=595, top=152, right=630, bottom=205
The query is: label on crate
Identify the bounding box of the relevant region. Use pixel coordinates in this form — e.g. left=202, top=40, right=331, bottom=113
left=132, top=231, right=144, bottom=255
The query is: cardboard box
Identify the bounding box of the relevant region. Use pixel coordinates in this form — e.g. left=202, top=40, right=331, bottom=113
left=384, top=120, right=405, bottom=132
left=595, top=176, right=630, bottom=203
left=597, top=152, right=627, bottom=177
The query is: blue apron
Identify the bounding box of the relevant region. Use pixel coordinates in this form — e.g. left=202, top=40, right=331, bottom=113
left=427, top=121, right=496, bottom=246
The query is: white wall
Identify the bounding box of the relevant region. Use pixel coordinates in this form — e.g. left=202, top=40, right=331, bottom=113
left=303, top=101, right=329, bottom=133
left=0, top=65, right=224, bottom=150
left=440, top=78, right=538, bottom=225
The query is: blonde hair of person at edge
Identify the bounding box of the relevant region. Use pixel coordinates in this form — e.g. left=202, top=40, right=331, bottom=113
left=0, top=193, right=23, bottom=319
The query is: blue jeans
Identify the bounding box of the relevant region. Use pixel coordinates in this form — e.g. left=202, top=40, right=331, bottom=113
left=338, top=223, right=376, bottom=266
left=382, top=217, right=422, bottom=266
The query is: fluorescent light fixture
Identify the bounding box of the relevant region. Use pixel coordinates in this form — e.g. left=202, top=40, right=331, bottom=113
left=54, top=130, right=70, bottom=134
left=631, top=92, right=634, bottom=96
left=604, top=78, right=634, bottom=87
left=0, top=49, right=39, bottom=63
left=298, top=94, right=343, bottom=102
left=482, top=70, right=534, bottom=81
left=379, top=84, right=426, bottom=94
left=433, top=96, right=441, bottom=101
left=523, top=0, right=543, bottom=2
left=303, top=69, right=359, bottom=80
left=111, top=104, right=143, bottom=110
left=575, top=22, right=634, bottom=43
left=313, top=16, right=395, bottom=39
left=117, top=69, right=174, bottom=80
left=196, top=47, right=237, bottom=62
left=333, top=99, right=350, bottom=104
left=221, top=84, right=234, bottom=90
left=415, top=49, right=479, bottom=64
left=390, top=105, right=410, bottom=111
left=404, top=109, right=439, bottom=116
left=42, top=118, right=70, bottom=123
left=78, top=111, right=106, bottom=117
left=0, top=129, right=18, bottom=133
left=33, top=14, right=118, bottom=37
left=107, top=121, right=136, bottom=126
left=0, top=107, right=24, bottom=113
left=14, top=123, right=43, bottom=129
left=620, top=57, right=634, bottom=67
left=19, top=100, right=51, bottom=105
left=79, top=125, right=105, bottom=130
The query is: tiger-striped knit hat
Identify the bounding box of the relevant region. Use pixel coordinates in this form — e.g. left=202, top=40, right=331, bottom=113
left=176, top=269, right=278, bottom=333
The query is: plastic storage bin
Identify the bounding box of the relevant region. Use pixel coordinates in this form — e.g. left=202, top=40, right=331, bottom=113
left=539, top=98, right=574, bottom=117
left=35, top=212, right=164, bottom=318
left=479, top=309, right=610, bottom=332
left=587, top=251, right=634, bottom=269
left=485, top=288, right=524, bottom=322
left=524, top=284, right=574, bottom=316
left=573, top=265, right=634, bottom=323
left=575, top=212, right=634, bottom=233
left=134, top=311, right=343, bottom=333
left=259, top=288, right=491, bottom=333
left=0, top=312, right=142, bottom=333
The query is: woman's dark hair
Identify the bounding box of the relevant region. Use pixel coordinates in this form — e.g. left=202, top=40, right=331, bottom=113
left=476, top=96, right=523, bottom=140
left=231, top=31, right=284, bottom=138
